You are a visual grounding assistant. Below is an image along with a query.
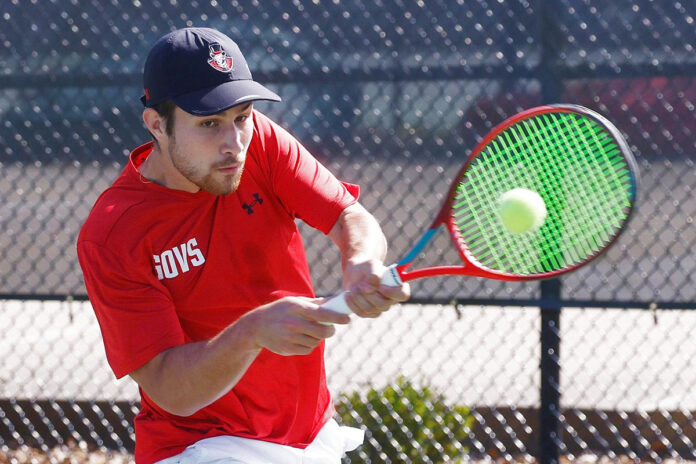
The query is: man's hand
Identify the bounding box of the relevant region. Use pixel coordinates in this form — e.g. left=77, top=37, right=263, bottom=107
left=327, top=202, right=411, bottom=319
left=341, top=258, right=411, bottom=318
left=245, top=296, right=351, bottom=355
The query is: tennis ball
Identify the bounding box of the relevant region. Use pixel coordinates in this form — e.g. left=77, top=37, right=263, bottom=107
left=498, top=188, right=547, bottom=234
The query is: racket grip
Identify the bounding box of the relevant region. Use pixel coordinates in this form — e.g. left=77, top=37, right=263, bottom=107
left=322, top=264, right=402, bottom=315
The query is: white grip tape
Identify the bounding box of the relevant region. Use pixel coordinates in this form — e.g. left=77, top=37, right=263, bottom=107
left=380, top=263, right=403, bottom=287
left=322, top=264, right=402, bottom=315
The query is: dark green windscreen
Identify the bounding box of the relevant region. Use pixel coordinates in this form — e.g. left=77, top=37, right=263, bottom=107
left=453, top=111, right=635, bottom=275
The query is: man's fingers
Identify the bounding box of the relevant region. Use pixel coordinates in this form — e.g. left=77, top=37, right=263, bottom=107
left=346, top=290, right=385, bottom=314
left=378, top=282, right=411, bottom=303
left=270, top=319, right=337, bottom=355
left=308, top=306, right=352, bottom=325
left=272, top=335, right=326, bottom=356
left=342, top=281, right=411, bottom=318
left=343, top=290, right=392, bottom=319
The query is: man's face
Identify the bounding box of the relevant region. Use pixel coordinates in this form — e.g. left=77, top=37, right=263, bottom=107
left=165, top=103, right=254, bottom=195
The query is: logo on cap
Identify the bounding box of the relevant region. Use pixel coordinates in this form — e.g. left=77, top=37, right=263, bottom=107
left=207, top=43, right=233, bottom=73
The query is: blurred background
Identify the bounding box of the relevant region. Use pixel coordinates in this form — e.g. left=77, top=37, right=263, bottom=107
left=1, top=1, right=695, bottom=463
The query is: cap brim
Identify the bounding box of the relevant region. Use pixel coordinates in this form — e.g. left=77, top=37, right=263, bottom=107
left=172, top=80, right=281, bottom=116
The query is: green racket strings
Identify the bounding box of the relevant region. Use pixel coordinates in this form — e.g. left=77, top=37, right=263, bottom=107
left=453, top=112, right=634, bottom=275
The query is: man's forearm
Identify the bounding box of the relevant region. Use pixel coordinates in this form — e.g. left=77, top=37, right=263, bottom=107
left=329, top=202, right=388, bottom=266
left=130, top=314, right=261, bottom=417
left=128, top=296, right=346, bottom=416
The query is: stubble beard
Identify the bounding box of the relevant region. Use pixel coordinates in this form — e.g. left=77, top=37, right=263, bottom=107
left=169, top=134, right=245, bottom=196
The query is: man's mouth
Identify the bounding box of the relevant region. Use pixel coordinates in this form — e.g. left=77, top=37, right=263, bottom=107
left=217, top=165, right=240, bottom=174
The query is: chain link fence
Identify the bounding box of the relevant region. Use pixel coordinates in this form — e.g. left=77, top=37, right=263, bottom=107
left=1, top=0, right=695, bottom=462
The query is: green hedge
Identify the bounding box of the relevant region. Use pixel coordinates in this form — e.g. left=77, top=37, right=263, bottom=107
left=336, top=377, right=474, bottom=463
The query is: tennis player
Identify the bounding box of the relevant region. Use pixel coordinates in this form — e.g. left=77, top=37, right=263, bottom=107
left=76, top=27, right=410, bottom=463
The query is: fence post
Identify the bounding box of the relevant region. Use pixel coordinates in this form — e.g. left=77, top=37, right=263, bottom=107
left=538, top=1, right=563, bottom=459
left=539, top=278, right=562, bottom=464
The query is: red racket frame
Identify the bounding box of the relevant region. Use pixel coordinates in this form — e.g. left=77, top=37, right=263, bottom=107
left=393, top=104, right=638, bottom=282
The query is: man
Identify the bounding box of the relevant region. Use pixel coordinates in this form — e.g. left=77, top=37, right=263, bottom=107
left=76, top=27, right=409, bottom=463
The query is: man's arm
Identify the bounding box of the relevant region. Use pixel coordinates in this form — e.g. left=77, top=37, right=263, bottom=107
left=327, top=202, right=410, bottom=317
left=129, top=203, right=404, bottom=416
left=129, top=296, right=350, bottom=416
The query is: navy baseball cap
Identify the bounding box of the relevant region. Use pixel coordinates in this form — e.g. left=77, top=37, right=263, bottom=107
left=141, top=27, right=280, bottom=115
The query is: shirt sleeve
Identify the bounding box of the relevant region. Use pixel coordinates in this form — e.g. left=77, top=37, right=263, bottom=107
left=77, top=240, right=185, bottom=379
left=252, top=111, right=360, bottom=234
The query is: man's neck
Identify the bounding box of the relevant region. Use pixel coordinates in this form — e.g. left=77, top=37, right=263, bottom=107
left=138, top=145, right=199, bottom=193
left=138, top=145, right=167, bottom=187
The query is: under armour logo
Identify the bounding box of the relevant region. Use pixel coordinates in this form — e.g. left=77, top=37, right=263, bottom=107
left=242, top=193, right=263, bottom=214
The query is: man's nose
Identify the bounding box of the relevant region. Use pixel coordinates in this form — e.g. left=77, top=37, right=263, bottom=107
left=221, top=126, right=245, bottom=154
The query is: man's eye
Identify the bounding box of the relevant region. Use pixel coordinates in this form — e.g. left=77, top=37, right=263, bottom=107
left=236, top=115, right=249, bottom=123
left=201, top=120, right=217, bottom=128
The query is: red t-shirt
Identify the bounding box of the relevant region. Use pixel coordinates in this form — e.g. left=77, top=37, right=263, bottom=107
left=76, top=111, right=359, bottom=463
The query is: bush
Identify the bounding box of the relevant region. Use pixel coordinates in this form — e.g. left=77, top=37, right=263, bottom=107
left=335, top=377, right=474, bottom=463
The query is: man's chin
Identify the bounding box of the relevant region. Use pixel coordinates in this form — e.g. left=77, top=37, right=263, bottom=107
left=202, top=185, right=236, bottom=196
left=200, top=176, right=242, bottom=196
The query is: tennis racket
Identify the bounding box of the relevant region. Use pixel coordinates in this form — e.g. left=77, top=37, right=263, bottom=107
left=323, top=104, right=638, bottom=314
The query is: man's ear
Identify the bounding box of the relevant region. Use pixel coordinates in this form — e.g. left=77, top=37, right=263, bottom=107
left=143, top=108, right=167, bottom=142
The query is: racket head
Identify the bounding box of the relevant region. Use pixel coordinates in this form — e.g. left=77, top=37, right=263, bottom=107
left=399, top=104, right=639, bottom=282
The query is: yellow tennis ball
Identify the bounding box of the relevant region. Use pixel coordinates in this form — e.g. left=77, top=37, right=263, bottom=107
left=498, top=188, right=547, bottom=234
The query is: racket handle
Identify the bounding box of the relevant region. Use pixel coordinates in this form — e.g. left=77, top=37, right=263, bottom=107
left=322, top=264, right=403, bottom=315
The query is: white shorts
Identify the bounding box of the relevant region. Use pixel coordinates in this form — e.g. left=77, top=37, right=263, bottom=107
left=154, top=419, right=364, bottom=464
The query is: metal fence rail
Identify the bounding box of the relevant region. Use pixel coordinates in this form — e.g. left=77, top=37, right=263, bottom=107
left=1, top=1, right=694, bottom=463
